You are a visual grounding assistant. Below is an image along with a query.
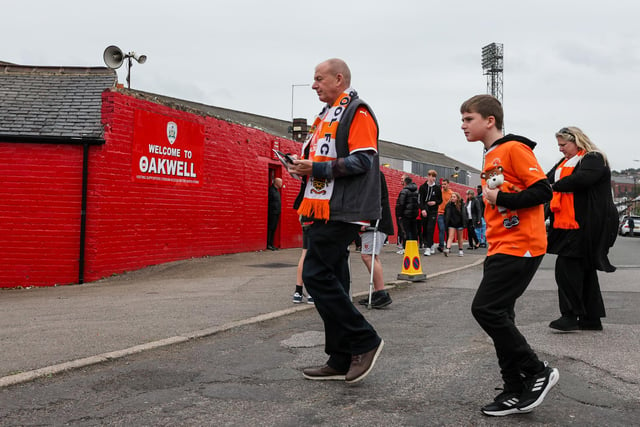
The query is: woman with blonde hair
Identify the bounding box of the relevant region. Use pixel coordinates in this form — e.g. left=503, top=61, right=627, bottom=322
left=444, top=191, right=467, bottom=256
left=546, top=126, right=618, bottom=332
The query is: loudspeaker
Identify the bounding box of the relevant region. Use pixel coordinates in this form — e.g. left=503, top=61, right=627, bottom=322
left=103, top=45, right=124, bottom=69
left=134, top=53, right=147, bottom=64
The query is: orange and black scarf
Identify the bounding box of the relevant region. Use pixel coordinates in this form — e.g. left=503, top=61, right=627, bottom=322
left=550, top=150, right=584, bottom=229
left=297, top=88, right=355, bottom=220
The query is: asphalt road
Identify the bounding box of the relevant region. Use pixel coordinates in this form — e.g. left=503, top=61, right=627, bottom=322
left=1, top=237, right=638, bottom=426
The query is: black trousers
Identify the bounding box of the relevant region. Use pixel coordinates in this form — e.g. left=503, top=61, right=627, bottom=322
left=267, top=213, right=279, bottom=247
left=555, top=255, right=606, bottom=319
left=303, top=221, right=381, bottom=371
left=396, top=215, right=405, bottom=245
left=401, top=217, right=418, bottom=248
left=466, top=220, right=479, bottom=247
left=471, top=254, right=545, bottom=391
left=422, top=211, right=438, bottom=248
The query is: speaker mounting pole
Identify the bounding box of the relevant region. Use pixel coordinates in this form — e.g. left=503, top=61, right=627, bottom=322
left=103, top=45, right=147, bottom=89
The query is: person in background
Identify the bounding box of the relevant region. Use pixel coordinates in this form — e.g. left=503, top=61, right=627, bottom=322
left=418, top=169, right=442, bottom=256
left=289, top=58, right=383, bottom=384
left=436, top=178, right=452, bottom=252
left=443, top=191, right=467, bottom=257
left=358, top=173, right=394, bottom=309
left=395, top=174, right=407, bottom=253
left=461, top=94, right=557, bottom=416
left=546, top=126, right=618, bottom=332
left=474, top=185, right=487, bottom=248
left=465, top=189, right=481, bottom=250
left=267, top=177, right=283, bottom=250
left=395, top=176, right=419, bottom=254
left=292, top=218, right=314, bottom=304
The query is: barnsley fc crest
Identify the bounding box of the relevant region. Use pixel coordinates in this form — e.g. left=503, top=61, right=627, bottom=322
left=311, top=177, right=328, bottom=195
left=166, top=122, right=178, bottom=145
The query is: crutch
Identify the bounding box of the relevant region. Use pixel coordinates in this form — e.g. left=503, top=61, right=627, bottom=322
left=366, top=219, right=381, bottom=309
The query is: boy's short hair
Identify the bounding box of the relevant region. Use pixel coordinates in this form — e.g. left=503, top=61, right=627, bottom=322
left=428, top=170, right=437, bottom=177
left=404, top=177, right=412, bottom=185
left=441, top=178, right=450, bottom=184
left=460, top=94, right=503, bottom=131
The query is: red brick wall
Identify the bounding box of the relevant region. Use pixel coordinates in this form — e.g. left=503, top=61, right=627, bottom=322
left=0, top=91, right=304, bottom=287
left=0, top=90, right=472, bottom=287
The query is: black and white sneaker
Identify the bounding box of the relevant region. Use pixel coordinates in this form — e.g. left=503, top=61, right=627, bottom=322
left=517, top=363, right=559, bottom=412
left=481, top=391, right=530, bottom=416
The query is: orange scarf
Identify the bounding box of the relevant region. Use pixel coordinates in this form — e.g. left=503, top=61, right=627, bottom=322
left=550, top=151, right=584, bottom=229
left=297, top=89, right=355, bottom=220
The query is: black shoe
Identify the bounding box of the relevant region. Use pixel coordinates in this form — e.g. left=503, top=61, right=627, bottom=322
left=517, top=364, right=560, bottom=412
left=370, top=291, right=392, bottom=309
left=267, top=245, right=276, bottom=251
left=358, top=290, right=392, bottom=309
left=479, top=243, right=487, bottom=248
left=549, top=315, right=579, bottom=332
left=481, top=390, right=529, bottom=416
left=437, top=246, right=444, bottom=252
left=579, top=318, right=603, bottom=331
left=467, top=246, right=475, bottom=250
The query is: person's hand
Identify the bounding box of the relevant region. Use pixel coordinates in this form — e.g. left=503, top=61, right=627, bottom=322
left=421, top=209, right=427, bottom=217
left=427, top=201, right=436, bottom=206
left=483, top=185, right=499, bottom=205
left=289, top=159, right=313, bottom=176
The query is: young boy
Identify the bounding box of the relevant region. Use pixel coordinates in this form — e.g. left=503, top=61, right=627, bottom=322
left=460, top=94, right=558, bottom=416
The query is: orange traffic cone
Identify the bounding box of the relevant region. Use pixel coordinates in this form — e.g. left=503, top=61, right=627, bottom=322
left=397, top=240, right=426, bottom=281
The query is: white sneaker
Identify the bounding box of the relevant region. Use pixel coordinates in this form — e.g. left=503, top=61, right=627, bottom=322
left=458, top=250, right=464, bottom=257
left=444, top=248, right=449, bottom=257
left=396, top=249, right=404, bottom=254
left=424, top=248, right=431, bottom=256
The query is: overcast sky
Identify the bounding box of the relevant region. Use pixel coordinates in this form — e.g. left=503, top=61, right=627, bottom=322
left=4, top=1, right=640, bottom=173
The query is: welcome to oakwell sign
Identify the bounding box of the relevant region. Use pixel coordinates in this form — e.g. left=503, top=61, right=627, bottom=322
left=131, top=110, right=205, bottom=186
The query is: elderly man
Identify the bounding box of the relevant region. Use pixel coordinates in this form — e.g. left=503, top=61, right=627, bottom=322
left=267, top=177, right=283, bottom=250
left=289, top=58, right=383, bottom=384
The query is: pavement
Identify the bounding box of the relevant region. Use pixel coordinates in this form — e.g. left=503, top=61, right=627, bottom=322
left=0, top=241, right=483, bottom=387
left=1, top=237, right=639, bottom=400
left=1, top=238, right=639, bottom=424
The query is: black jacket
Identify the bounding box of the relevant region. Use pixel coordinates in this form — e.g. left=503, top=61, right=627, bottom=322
left=377, top=173, right=395, bottom=236
left=395, top=182, right=419, bottom=219
left=268, top=185, right=281, bottom=216
left=546, top=151, right=617, bottom=272
left=418, top=182, right=442, bottom=214
left=466, top=197, right=483, bottom=226
left=444, top=201, right=467, bottom=229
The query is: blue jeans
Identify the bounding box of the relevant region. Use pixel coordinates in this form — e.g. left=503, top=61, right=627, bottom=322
left=474, top=218, right=486, bottom=244
left=437, top=214, right=447, bottom=248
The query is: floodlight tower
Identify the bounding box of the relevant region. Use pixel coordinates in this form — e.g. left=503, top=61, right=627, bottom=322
left=481, top=43, right=503, bottom=104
